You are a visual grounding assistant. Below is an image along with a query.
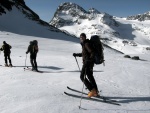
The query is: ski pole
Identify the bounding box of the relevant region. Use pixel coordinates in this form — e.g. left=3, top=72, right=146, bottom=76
left=75, top=57, right=80, bottom=71
left=74, top=56, right=86, bottom=109
left=24, top=54, right=27, bottom=70
left=79, top=69, right=86, bottom=110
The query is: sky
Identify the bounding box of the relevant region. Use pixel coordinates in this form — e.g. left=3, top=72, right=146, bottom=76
left=25, top=0, right=150, bottom=22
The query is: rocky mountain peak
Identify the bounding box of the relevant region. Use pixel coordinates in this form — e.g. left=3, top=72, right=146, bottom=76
left=57, top=2, right=87, bottom=13
left=50, top=2, right=118, bottom=28
left=127, top=11, right=150, bottom=21
left=88, top=7, right=101, bottom=14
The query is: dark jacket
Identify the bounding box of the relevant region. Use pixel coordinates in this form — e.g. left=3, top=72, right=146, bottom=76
left=0, top=43, right=11, bottom=54
left=26, top=44, right=38, bottom=54
left=81, top=39, right=94, bottom=65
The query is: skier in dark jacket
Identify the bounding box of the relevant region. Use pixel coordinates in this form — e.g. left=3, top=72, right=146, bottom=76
left=0, top=41, right=12, bottom=67
left=26, top=40, right=38, bottom=71
left=73, top=33, right=99, bottom=98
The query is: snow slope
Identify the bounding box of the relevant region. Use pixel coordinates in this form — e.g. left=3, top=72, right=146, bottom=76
left=0, top=5, right=77, bottom=43
left=59, top=16, right=150, bottom=54
left=0, top=31, right=150, bottom=113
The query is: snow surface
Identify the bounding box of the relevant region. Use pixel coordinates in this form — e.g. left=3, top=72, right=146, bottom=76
left=0, top=31, right=150, bottom=113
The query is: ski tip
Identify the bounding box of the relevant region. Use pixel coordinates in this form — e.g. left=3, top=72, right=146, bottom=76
left=67, top=86, right=71, bottom=89
left=64, top=92, right=68, bottom=95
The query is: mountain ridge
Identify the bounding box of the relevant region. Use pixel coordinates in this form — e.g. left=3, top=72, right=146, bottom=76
left=50, top=2, right=117, bottom=28
left=127, top=11, right=150, bottom=21
left=50, top=2, right=150, bottom=54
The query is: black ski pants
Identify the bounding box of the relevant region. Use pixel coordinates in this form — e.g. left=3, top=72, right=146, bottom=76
left=30, top=53, right=37, bottom=70
left=4, top=53, right=11, bottom=64
left=80, top=64, right=98, bottom=91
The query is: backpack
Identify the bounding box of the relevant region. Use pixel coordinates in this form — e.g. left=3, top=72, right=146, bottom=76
left=90, top=35, right=104, bottom=65
left=32, top=44, right=38, bottom=53
left=32, top=40, right=38, bottom=53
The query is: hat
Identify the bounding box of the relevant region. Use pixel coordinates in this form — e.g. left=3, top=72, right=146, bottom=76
left=80, top=33, right=86, bottom=38
left=3, top=41, right=6, bottom=44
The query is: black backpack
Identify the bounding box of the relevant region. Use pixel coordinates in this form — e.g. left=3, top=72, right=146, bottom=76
left=90, top=35, right=104, bottom=65
left=32, top=40, right=38, bottom=53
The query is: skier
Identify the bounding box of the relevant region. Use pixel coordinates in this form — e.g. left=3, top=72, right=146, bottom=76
left=0, top=41, right=12, bottom=67
left=26, top=40, right=38, bottom=71
left=73, top=33, right=99, bottom=98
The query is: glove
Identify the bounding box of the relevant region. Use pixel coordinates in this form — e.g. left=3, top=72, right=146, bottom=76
left=73, top=53, right=82, bottom=57
left=26, top=52, right=28, bottom=54
left=73, top=53, right=77, bottom=57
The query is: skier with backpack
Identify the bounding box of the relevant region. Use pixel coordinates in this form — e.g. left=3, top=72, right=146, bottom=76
left=73, top=33, right=104, bottom=98
left=0, top=41, right=12, bottom=67
left=26, top=40, right=39, bottom=71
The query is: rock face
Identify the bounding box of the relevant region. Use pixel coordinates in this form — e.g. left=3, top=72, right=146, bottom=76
left=50, top=2, right=118, bottom=28
left=127, top=11, right=150, bottom=21
left=0, top=0, right=39, bottom=19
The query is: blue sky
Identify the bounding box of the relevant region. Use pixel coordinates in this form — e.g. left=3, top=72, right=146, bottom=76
left=25, top=0, right=150, bottom=22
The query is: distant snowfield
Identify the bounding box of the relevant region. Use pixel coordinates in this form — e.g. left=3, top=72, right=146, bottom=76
left=59, top=15, right=150, bottom=54
left=0, top=31, right=150, bottom=113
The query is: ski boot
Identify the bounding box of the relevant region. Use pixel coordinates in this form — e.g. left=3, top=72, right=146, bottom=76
left=5, top=64, right=8, bottom=67
left=35, top=68, right=38, bottom=72
left=88, top=88, right=99, bottom=98
left=32, top=67, right=35, bottom=71
left=9, top=64, right=13, bottom=67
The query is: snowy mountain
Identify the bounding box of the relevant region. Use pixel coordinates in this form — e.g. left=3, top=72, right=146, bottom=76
left=0, top=0, right=77, bottom=42
left=50, top=2, right=150, bottom=54
left=50, top=2, right=117, bottom=28
left=127, top=11, right=150, bottom=21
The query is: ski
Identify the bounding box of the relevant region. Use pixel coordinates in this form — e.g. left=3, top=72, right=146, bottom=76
left=64, top=92, right=120, bottom=106
left=0, top=65, right=15, bottom=67
left=67, top=86, right=117, bottom=102
left=24, top=67, right=43, bottom=73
